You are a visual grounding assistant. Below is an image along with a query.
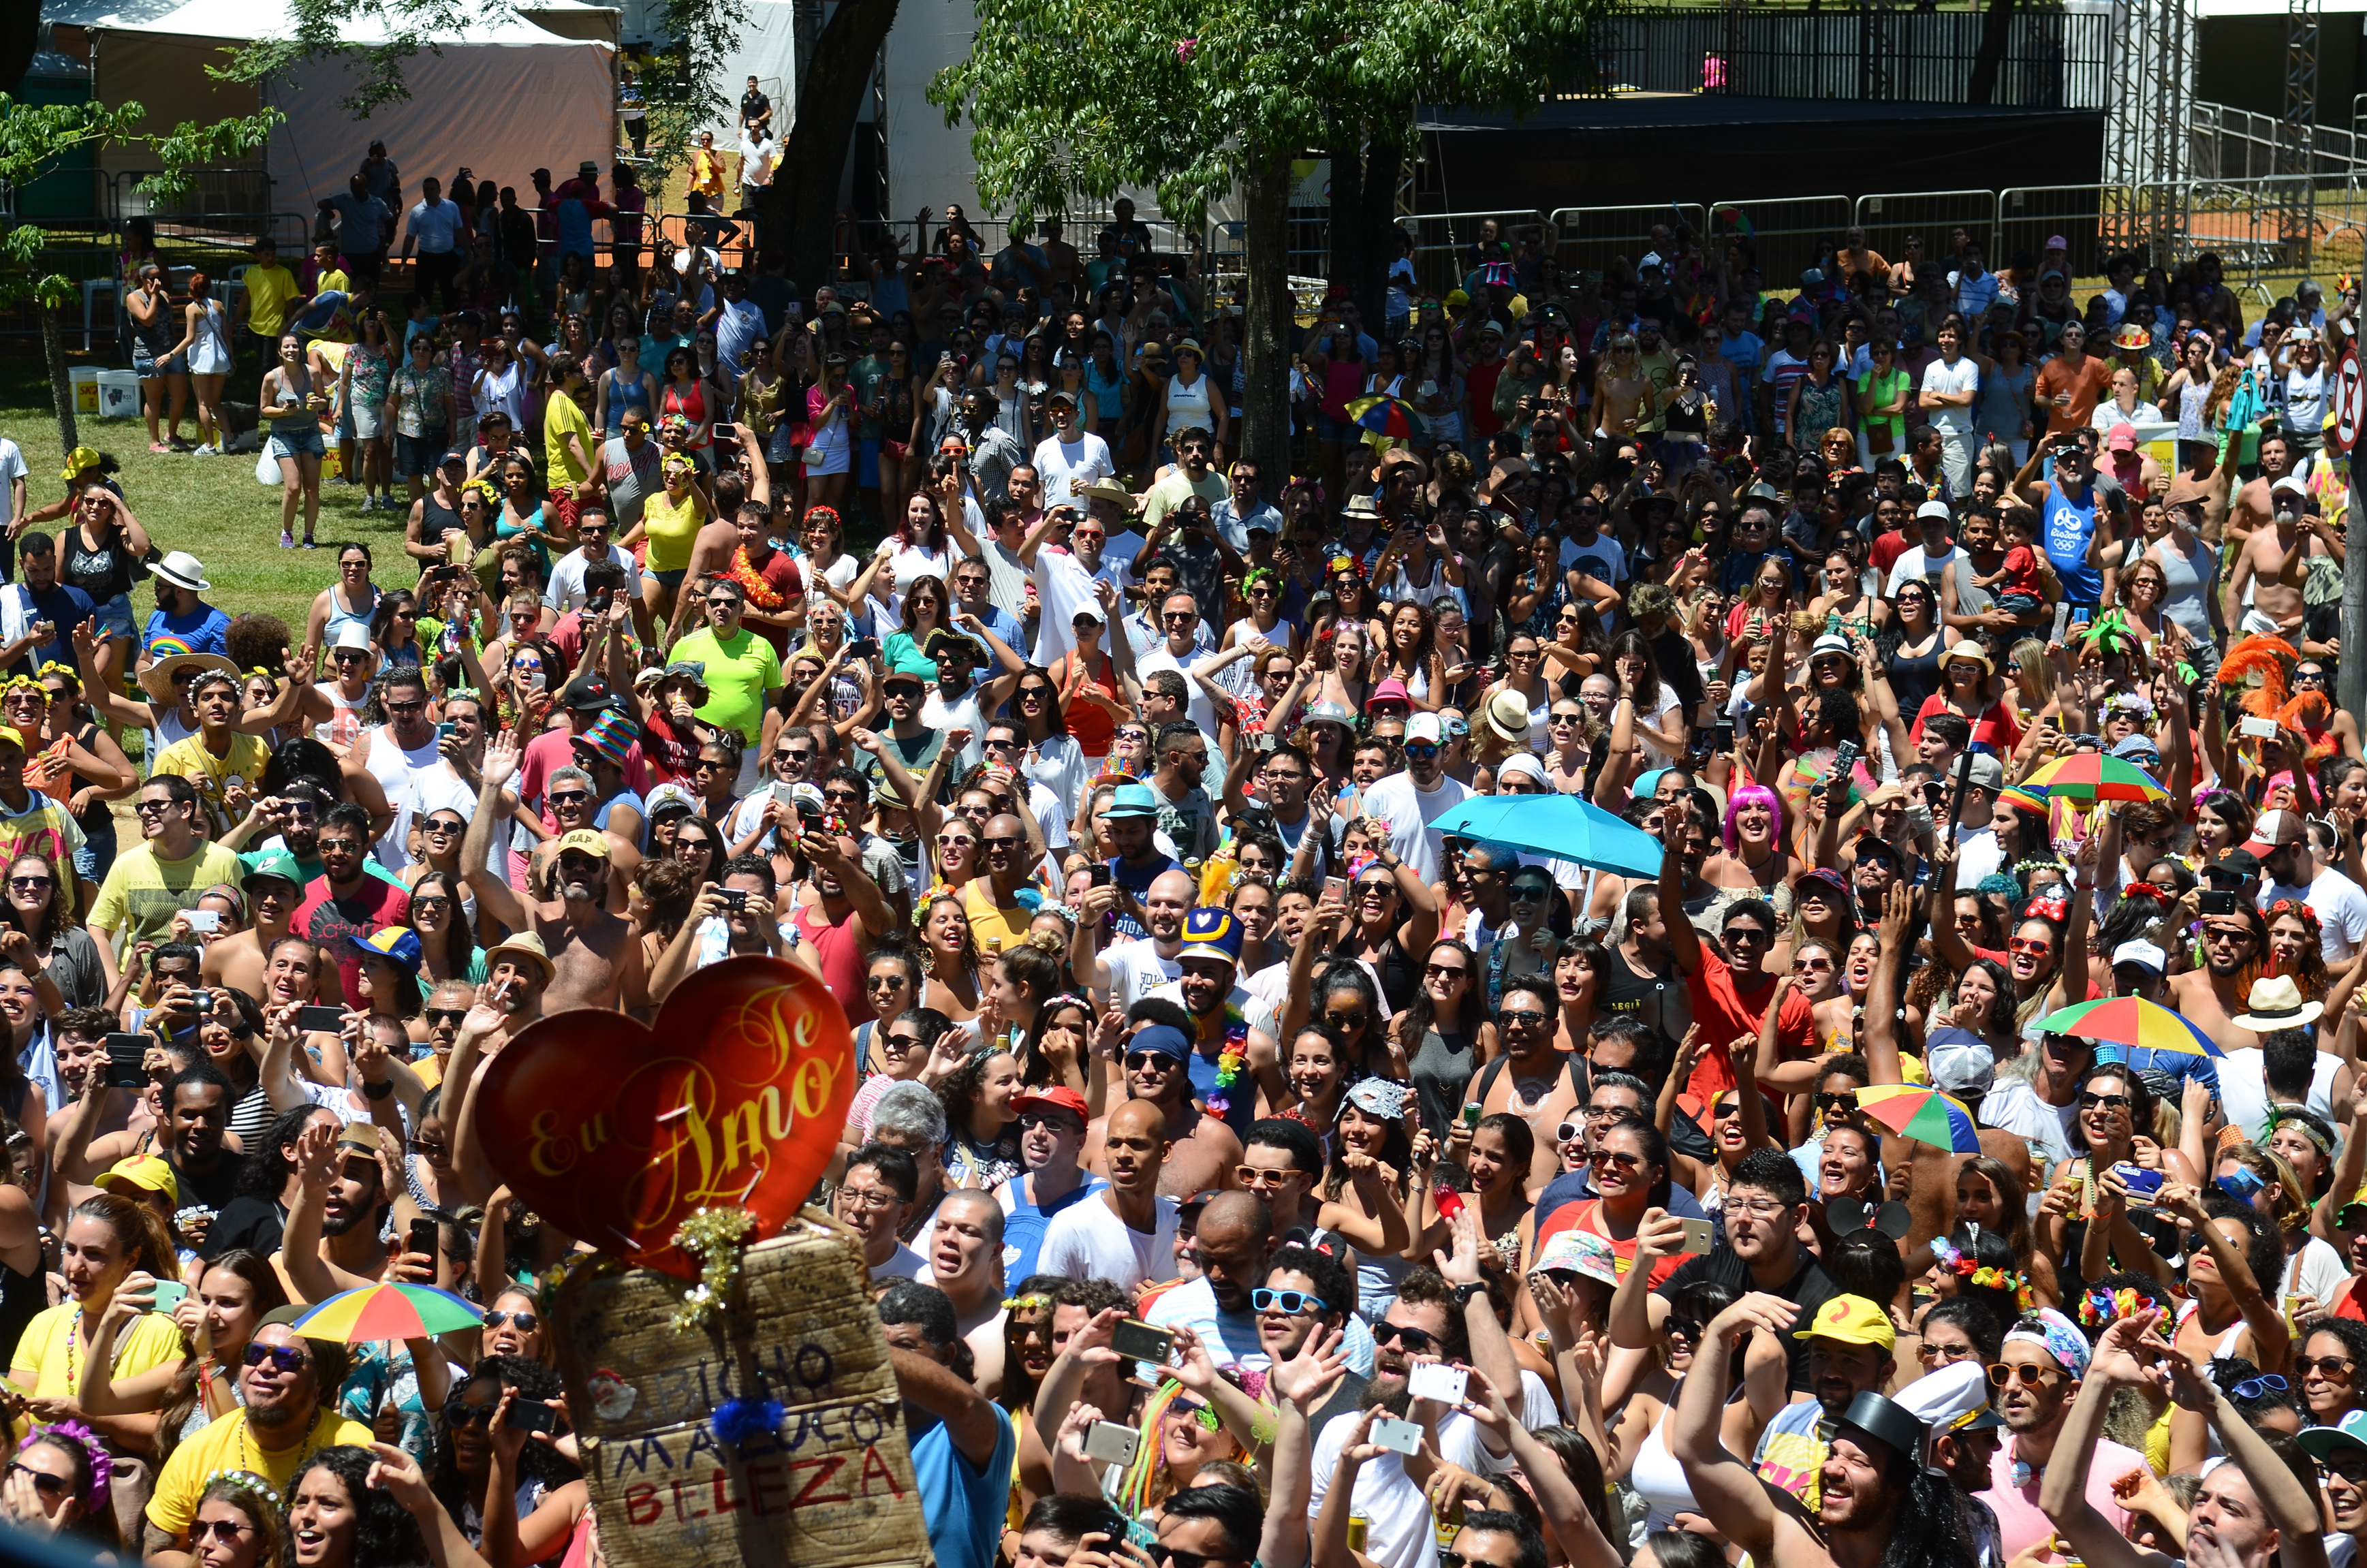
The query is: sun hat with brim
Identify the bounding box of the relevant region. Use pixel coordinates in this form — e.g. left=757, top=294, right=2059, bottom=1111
left=139, top=653, right=240, bottom=702
left=1533, top=1227, right=1621, bottom=1287
left=2112, top=324, right=2152, bottom=351
left=660, top=660, right=710, bottom=700
left=1078, top=480, right=1139, bottom=511
left=1942, top=640, right=1993, bottom=674
left=2233, top=975, right=2324, bottom=1032
left=1478, top=688, right=1532, bottom=747
left=345, top=927, right=423, bottom=977
left=1367, top=678, right=1413, bottom=712
left=1301, top=701, right=1359, bottom=734
left=1103, top=783, right=1162, bottom=820
left=151, top=552, right=212, bottom=593
left=484, top=930, right=557, bottom=986
left=97, top=1153, right=178, bottom=1206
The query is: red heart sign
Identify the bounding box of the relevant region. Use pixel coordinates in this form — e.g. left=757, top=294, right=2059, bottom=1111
left=475, top=955, right=854, bottom=1276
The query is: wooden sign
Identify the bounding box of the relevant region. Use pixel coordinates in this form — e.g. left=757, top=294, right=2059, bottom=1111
left=476, top=956, right=856, bottom=1275
left=551, top=1214, right=935, bottom=1568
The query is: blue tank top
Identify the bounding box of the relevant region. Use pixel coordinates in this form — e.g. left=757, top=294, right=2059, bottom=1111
left=2042, top=477, right=2103, bottom=605
left=323, top=584, right=380, bottom=648
left=601, top=367, right=652, bottom=435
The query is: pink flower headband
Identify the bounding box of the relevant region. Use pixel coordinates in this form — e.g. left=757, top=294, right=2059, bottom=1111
left=23, top=1422, right=110, bottom=1512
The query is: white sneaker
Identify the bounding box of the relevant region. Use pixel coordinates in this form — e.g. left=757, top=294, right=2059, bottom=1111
left=193, top=444, right=219, bottom=457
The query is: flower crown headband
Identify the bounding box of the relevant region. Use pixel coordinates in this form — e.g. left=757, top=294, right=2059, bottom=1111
left=31, top=1424, right=112, bottom=1511
left=2076, top=1285, right=2150, bottom=1329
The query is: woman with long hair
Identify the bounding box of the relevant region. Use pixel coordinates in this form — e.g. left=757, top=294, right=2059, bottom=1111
left=1608, top=629, right=1688, bottom=766
left=1877, top=576, right=1947, bottom=723
left=366, top=590, right=425, bottom=672
left=802, top=350, right=856, bottom=513
left=1279, top=1023, right=1349, bottom=1140
left=15, top=1192, right=183, bottom=1445
left=1373, top=601, right=1441, bottom=710
left=1784, top=340, right=1848, bottom=452
left=1911, top=638, right=2022, bottom=755
left=405, top=868, right=480, bottom=989
left=2192, top=789, right=2256, bottom=872
left=168, top=272, right=234, bottom=456
left=21, top=668, right=133, bottom=888
left=1396, top=938, right=1494, bottom=1139
left=937, top=1045, right=1022, bottom=1189
left=1019, top=992, right=1096, bottom=1108
left=1316, top=1079, right=1417, bottom=1313
left=0, top=1427, right=121, bottom=1554
left=343, top=311, right=398, bottom=511
left=882, top=572, right=954, bottom=680
left=1, top=851, right=111, bottom=1007
left=848, top=488, right=954, bottom=629
left=128, top=263, right=191, bottom=453
left=984, top=936, right=1071, bottom=1080
left=1414, top=1111, right=1534, bottom=1281
left=1699, top=783, right=1794, bottom=919
left=917, top=890, right=983, bottom=1027
left=183, top=1470, right=289, bottom=1568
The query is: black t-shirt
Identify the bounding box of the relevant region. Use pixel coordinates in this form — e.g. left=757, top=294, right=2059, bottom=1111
left=740, top=91, right=771, bottom=125
left=1597, top=945, right=1683, bottom=1062
left=1653, top=1247, right=1841, bottom=1393
left=166, top=1150, right=242, bottom=1214
left=204, top=1194, right=288, bottom=1261
left=1646, top=625, right=1705, bottom=717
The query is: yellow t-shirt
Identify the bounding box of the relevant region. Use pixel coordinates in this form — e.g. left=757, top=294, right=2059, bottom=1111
left=961, top=879, right=1031, bottom=956
left=641, top=488, right=708, bottom=574
left=244, top=264, right=300, bottom=338
left=151, top=733, right=273, bottom=835
left=89, top=841, right=249, bottom=950
left=544, top=388, right=595, bottom=486
left=10, top=1305, right=187, bottom=1411
left=147, top=1408, right=378, bottom=1536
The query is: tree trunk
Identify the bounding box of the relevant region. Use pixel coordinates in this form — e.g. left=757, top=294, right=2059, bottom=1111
left=1966, top=0, right=2016, bottom=104
left=761, top=0, right=902, bottom=294
left=1327, top=132, right=1366, bottom=300
left=1242, top=146, right=1294, bottom=477
left=1349, top=141, right=1400, bottom=333
left=41, top=304, right=78, bottom=454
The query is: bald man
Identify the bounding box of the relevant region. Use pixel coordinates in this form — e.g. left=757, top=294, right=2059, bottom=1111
left=1144, top=1191, right=1272, bottom=1366
left=1076, top=866, right=1198, bottom=1011
left=1041, top=1097, right=1182, bottom=1293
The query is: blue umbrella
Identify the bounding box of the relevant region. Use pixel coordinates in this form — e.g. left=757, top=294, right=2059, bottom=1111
left=1430, top=795, right=1665, bottom=879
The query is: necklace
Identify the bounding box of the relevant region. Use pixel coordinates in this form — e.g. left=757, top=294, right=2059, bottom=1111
left=235, top=1408, right=323, bottom=1477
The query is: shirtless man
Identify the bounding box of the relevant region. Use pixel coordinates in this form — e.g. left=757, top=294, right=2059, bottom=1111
left=1080, top=1019, right=1241, bottom=1197
left=202, top=853, right=306, bottom=1001
left=2228, top=424, right=2295, bottom=544
left=2167, top=905, right=2272, bottom=1052
left=1593, top=334, right=1655, bottom=443
left=2223, top=473, right=2329, bottom=642
left=1468, top=977, right=1586, bottom=1190
left=462, top=732, right=650, bottom=1018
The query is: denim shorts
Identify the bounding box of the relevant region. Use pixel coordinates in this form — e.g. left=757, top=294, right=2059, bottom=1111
left=268, top=424, right=326, bottom=460
left=131, top=343, right=185, bottom=379
left=394, top=429, right=448, bottom=478
left=93, top=594, right=135, bottom=641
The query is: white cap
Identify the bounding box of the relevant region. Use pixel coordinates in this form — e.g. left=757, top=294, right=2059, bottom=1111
left=1926, top=1032, right=1996, bottom=1094
left=1640, top=251, right=1665, bottom=272
left=1405, top=712, right=1444, bottom=744
left=2111, top=939, right=2168, bottom=975
left=1916, top=499, right=1953, bottom=522
left=332, top=623, right=373, bottom=653
left=2273, top=475, right=2308, bottom=497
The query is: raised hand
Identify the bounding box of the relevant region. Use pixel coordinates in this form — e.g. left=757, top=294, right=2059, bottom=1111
left=1268, top=1323, right=1347, bottom=1411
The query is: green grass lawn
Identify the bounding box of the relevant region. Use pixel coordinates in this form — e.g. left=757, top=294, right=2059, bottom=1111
left=2, top=351, right=409, bottom=638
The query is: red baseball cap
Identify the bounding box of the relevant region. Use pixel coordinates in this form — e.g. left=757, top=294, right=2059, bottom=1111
left=1009, top=1086, right=1090, bottom=1123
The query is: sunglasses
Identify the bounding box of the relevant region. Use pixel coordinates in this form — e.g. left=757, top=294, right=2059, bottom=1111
left=2298, top=1355, right=2358, bottom=1379
left=1987, top=1362, right=2063, bottom=1388
left=1370, top=1321, right=1439, bottom=1352
left=483, top=1309, right=542, bottom=1332
left=1250, top=1288, right=1329, bottom=1315
left=2077, top=1092, right=2131, bottom=1112
left=2007, top=937, right=2052, bottom=956
left=242, top=1343, right=309, bottom=1374
left=1125, top=1050, right=1179, bottom=1069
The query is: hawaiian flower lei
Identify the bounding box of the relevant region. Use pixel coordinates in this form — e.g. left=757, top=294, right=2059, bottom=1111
left=1964, top=1264, right=2035, bottom=1311
left=1203, top=999, right=1249, bottom=1117
left=2077, top=1285, right=2148, bottom=1328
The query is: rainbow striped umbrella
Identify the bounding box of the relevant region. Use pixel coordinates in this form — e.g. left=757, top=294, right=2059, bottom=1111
left=2035, top=995, right=2221, bottom=1057
left=292, top=1283, right=485, bottom=1343
left=2023, top=752, right=2168, bottom=804
left=1855, top=1085, right=1983, bottom=1153
left=1345, top=394, right=1428, bottom=442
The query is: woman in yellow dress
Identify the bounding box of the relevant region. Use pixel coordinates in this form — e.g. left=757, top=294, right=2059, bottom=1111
left=623, top=450, right=710, bottom=640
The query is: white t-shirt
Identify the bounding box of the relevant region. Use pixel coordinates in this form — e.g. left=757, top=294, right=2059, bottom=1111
left=1309, top=1373, right=1558, bottom=1568
left=2288, top=1234, right=2348, bottom=1315
left=2218, top=1046, right=2342, bottom=1142
left=1357, top=768, right=1475, bottom=883
left=1921, top=355, right=1983, bottom=437
left=870, top=1242, right=930, bottom=1283
left=1035, top=1190, right=1181, bottom=1293
left=1103, top=940, right=1182, bottom=1014
left=0, top=441, right=24, bottom=535
left=546, top=545, right=643, bottom=612
left=1886, top=544, right=1969, bottom=597
left=2293, top=868, right=2367, bottom=965
left=1032, top=430, right=1116, bottom=509
left=1976, top=1077, right=2076, bottom=1168
left=362, top=725, right=473, bottom=872
left=1135, top=644, right=1218, bottom=736
left=921, top=687, right=987, bottom=774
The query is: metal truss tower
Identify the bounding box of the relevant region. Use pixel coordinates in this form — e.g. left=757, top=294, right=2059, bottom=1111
left=2101, top=0, right=2193, bottom=266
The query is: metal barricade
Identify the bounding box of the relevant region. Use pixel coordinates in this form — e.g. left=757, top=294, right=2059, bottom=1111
left=1402, top=208, right=1546, bottom=294
left=2185, top=174, right=2319, bottom=281
left=1996, top=184, right=2107, bottom=277
left=1548, top=203, right=1708, bottom=279
left=1706, top=194, right=1851, bottom=283
left=1850, top=190, right=1996, bottom=273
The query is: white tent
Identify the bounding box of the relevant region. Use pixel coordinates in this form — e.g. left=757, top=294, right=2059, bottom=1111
left=708, top=0, right=799, bottom=142
left=50, top=0, right=615, bottom=221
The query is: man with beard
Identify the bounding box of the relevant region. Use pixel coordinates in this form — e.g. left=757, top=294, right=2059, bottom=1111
left=835, top=1142, right=929, bottom=1283
left=1748, top=1294, right=1898, bottom=1508
left=2167, top=900, right=2273, bottom=1052
left=463, top=734, right=649, bottom=1017
left=142, top=1310, right=373, bottom=1560
left=1150, top=908, right=1279, bottom=1137
left=1673, top=1300, right=1979, bottom=1568
left=1082, top=1017, right=1241, bottom=1198
left=1958, top=1306, right=2137, bottom=1560
left=41, top=1007, right=147, bottom=1194
left=998, top=1084, right=1096, bottom=1282
left=1356, top=713, right=1473, bottom=883
left=275, top=1118, right=408, bottom=1301
left=349, top=664, right=474, bottom=873
left=2048, top=1308, right=2324, bottom=1568
left=1077, top=863, right=1193, bottom=1005
left=294, top=804, right=409, bottom=1007
left=202, top=852, right=308, bottom=999
left=1144, top=1191, right=1274, bottom=1369
left=1044, top=1095, right=1182, bottom=1291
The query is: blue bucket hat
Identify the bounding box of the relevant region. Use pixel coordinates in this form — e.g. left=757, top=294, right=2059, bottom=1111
left=1104, top=782, right=1161, bottom=819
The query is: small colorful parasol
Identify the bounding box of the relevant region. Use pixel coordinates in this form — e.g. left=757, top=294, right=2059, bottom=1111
left=1345, top=394, right=1428, bottom=443
left=2022, top=752, right=2169, bottom=804
left=1855, top=1084, right=1984, bottom=1153
left=291, top=1283, right=488, bottom=1343
left=2034, top=995, right=2222, bottom=1057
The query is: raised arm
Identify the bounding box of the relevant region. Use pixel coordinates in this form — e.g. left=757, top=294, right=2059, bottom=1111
left=460, top=731, right=530, bottom=932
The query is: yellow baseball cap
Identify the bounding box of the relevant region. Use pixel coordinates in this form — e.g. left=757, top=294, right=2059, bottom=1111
left=1807, top=1293, right=1896, bottom=1351
left=553, top=828, right=610, bottom=859
left=97, top=1153, right=179, bottom=1206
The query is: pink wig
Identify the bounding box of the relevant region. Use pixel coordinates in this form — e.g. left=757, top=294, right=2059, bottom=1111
left=1723, top=783, right=1780, bottom=855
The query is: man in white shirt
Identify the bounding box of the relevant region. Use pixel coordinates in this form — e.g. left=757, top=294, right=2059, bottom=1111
left=545, top=506, right=641, bottom=611
left=1355, top=713, right=1473, bottom=882
left=1036, top=1097, right=1180, bottom=1293
left=838, top=1144, right=932, bottom=1283
left=358, top=665, right=473, bottom=873
left=1134, top=595, right=1222, bottom=736
left=2254, top=809, right=2367, bottom=965
left=1919, top=320, right=1984, bottom=499
left=1953, top=753, right=2006, bottom=890
left=1884, top=500, right=1967, bottom=596
left=738, top=128, right=776, bottom=202
left=1032, top=395, right=1114, bottom=508
left=401, top=176, right=466, bottom=309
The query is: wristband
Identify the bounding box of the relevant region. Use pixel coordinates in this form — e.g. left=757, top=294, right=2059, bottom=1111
left=362, top=1078, right=394, bottom=1101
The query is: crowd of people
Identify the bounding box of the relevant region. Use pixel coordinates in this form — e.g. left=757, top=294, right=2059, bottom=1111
left=5, top=190, right=2362, bottom=1568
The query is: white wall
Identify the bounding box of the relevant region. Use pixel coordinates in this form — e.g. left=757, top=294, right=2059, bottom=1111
left=879, top=0, right=984, bottom=219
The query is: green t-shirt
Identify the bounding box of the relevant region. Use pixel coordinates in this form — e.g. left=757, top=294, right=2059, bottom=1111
left=673, top=625, right=783, bottom=745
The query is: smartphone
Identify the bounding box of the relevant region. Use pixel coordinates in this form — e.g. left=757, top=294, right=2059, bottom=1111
left=1406, top=1362, right=1469, bottom=1405
left=2240, top=715, right=2279, bottom=740
left=503, top=1398, right=558, bottom=1434
left=148, top=1280, right=188, bottom=1313
left=1370, top=1416, right=1424, bottom=1456
left=191, top=990, right=214, bottom=1016
left=1082, top=1420, right=1140, bottom=1467
left=1087, top=862, right=1112, bottom=888
left=1250, top=732, right=1275, bottom=753
left=2051, top=602, right=2071, bottom=643
left=1109, top=1319, right=1173, bottom=1365
left=437, top=721, right=456, bottom=740
left=1677, top=1218, right=1717, bottom=1255
left=295, top=1005, right=348, bottom=1032
left=103, top=1035, right=149, bottom=1090
left=408, top=1218, right=438, bottom=1260
left=1712, top=719, right=1736, bottom=753
left=184, top=909, right=221, bottom=933
left=2072, top=605, right=2093, bottom=628
left=1323, top=876, right=1349, bottom=905
left=1827, top=739, right=1862, bottom=796
left=846, top=636, right=881, bottom=658
left=2199, top=888, right=2237, bottom=916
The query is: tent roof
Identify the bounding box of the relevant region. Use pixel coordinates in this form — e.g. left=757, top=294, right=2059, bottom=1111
left=43, top=0, right=598, bottom=45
